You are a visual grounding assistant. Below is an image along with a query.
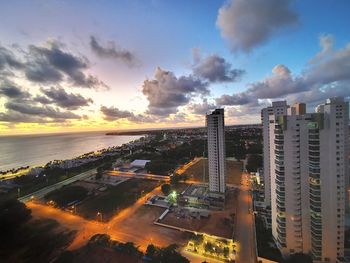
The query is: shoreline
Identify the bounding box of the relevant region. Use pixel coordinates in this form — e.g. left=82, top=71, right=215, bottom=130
left=0, top=135, right=144, bottom=181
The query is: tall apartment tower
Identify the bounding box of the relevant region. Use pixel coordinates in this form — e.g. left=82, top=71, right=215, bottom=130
left=269, top=98, right=349, bottom=262
left=261, top=101, right=289, bottom=206
left=206, top=108, right=226, bottom=194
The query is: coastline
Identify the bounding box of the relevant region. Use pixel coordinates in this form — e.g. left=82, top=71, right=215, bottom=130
left=0, top=134, right=143, bottom=181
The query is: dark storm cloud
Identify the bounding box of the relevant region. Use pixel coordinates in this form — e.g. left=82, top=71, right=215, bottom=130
left=217, top=0, right=298, bottom=52
left=142, top=67, right=209, bottom=116
left=192, top=52, right=245, bottom=83
left=90, top=36, right=138, bottom=66
left=39, top=86, right=93, bottom=109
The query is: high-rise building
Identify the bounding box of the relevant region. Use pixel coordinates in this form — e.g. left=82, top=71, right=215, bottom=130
left=206, top=108, right=226, bottom=194
left=261, top=101, right=289, bottom=206
left=268, top=97, right=349, bottom=262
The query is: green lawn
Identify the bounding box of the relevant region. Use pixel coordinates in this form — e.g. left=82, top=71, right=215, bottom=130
left=77, top=178, right=159, bottom=221
left=183, top=158, right=243, bottom=185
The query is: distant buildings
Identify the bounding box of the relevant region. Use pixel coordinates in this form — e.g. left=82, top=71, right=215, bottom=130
left=264, top=97, right=349, bottom=262
left=206, top=108, right=226, bottom=195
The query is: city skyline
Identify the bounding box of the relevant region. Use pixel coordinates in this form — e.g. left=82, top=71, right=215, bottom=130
left=0, top=0, right=350, bottom=135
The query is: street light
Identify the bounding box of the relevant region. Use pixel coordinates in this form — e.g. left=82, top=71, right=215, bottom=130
left=97, top=211, right=103, bottom=222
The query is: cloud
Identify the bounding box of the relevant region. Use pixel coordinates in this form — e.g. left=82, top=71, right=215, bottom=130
left=247, top=64, right=306, bottom=99
left=216, top=36, right=350, bottom=114
left=215, top=92, right=254, bottom=106
left=142, top=67, right=209, bottom=116
left=100, top=105, right=155, bottom=123
left=217, top=0, right=298, bottom=52
left=100, top=105, right=135, bottom=121
left=192, top=51, right=245, bottom=82
left=0, top=80, right=30, bottom=99
left=285, top=84, right=350, bottom=106
left=310, top=34, right=334, bottom=63
left=23, top=40, right=108, bottom=89
left=90, top=36, right=138, bottom=67
left=1, top=100, right=80, bottom=123
left=0, top=46, right=23, bottom=71
left=305, top=42, right=350, bottom=86
left=39, top=86, right=93, bottom=109
left=188, top=99, right=216, bottom=115
left=4, top=101, right=80, bottom=120
left=0, top=112, right=68, bottom=123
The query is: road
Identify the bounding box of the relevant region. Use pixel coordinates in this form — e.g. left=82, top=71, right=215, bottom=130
left=175, top=157, right=201, bottom=174
left=19, top=169, right=96, bottom=203
left=235, top=173, right=257, bottom=263
left=27, top=184, right=186, bottom=252
left=107, top=170, right=170, bottom=182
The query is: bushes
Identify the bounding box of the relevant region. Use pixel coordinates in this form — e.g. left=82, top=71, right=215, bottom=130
left=146, top=243, right=189, bottom=263
left=255, top=216, right=282, bottom=262
left=246, top=154, right=263, bottom=173
left=0, top=199, right=31, bottom=242
left=161, top=184, right=171, bottom=195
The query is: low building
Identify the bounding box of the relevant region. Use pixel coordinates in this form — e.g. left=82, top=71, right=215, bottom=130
left=130, top=159, right=150, bottom=168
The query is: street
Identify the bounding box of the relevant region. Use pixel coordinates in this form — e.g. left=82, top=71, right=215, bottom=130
left=18, top=169, right=97, bottom=203
left=235, top=173, right=257, bottom=263
left=27, top=184, right=186, bottom=252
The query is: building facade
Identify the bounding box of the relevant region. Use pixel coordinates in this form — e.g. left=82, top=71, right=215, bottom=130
left=261, top=101, right=289, bottom=206
left=268, top=98, right=349, bottom=262
left=206, top=108, right=226, bottom=194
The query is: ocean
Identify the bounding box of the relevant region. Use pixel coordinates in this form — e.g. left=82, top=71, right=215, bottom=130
left=0, top=131, right=142, bottom=171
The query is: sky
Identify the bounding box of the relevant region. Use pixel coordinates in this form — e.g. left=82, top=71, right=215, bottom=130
left=0, top=0, right=349, bottom=135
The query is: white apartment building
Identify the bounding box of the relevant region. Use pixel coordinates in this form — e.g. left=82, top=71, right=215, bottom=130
left=268, top=97, right=349, bottom=263
left=206, top=108, right=226, bottom=194
left=261, top=101, right=289, bottom=206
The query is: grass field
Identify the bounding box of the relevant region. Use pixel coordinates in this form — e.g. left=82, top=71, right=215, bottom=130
left=182, top=158, right=243, bottom=185
left=77, top=178, right=159, bottom=221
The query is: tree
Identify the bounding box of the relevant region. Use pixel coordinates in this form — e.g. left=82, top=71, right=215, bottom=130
left=223, top=247, right=229, bottom=258
left=149, top=244, right=189, bottom=263
left=192, top=234, right=204, bottom=246
left=146, top=160, right=174, bottom=175
left=170, top=174, right=180, bottom=186
left=161, top=184, right=171, bottom=195
left=116, top=242, right=142, bottom=257
left=246, top=154, right=263, bottom=173
left=204, top=242, right=214, bottom=254
left=181, top=174, right=189, bottom=182
left=146, top=244, right=157, bottom=258
left=0, top=199, right=31, bottom=242
left=95, top=167, right=103, bottom=180
left=282, top=253, right=313, bottom=263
